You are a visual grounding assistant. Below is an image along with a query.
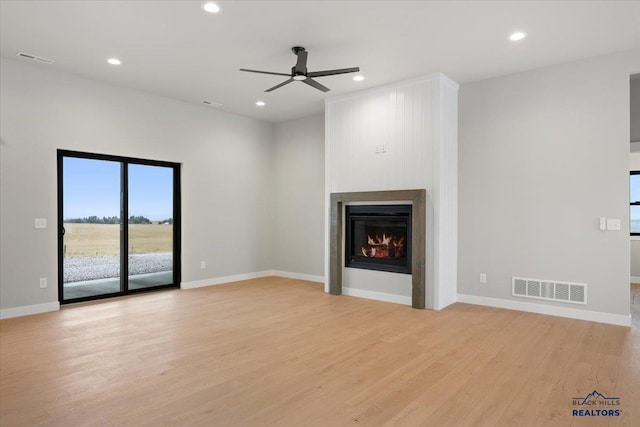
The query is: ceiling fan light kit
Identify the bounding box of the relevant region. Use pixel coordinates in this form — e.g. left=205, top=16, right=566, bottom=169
left=240, top=46, right=360, bottom=93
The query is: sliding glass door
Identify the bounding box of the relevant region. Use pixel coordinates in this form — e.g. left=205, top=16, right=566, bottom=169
left=60, top=157, right=123, bottom=300
left=58, top=150, right=180, bottom=304
left=127, top=164, right=175, bottom=290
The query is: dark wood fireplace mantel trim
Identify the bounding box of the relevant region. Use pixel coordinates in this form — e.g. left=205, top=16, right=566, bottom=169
left=329, top=189, right=426, bottom=309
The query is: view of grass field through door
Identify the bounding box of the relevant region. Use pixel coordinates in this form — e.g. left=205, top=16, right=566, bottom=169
left=631, top=172, right=640, bottom=234
left=59, top=151, right=179, bottom=303
left=62, top=157, right=123, bottom=300
left=128, top=163, right=174, bottom=290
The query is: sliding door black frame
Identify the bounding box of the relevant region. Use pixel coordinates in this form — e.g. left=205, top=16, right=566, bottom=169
left=57, top=149, right=181, bottom=304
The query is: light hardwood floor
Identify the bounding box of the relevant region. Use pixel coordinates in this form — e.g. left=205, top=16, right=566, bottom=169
left=1, top=277, right=638, bottom=426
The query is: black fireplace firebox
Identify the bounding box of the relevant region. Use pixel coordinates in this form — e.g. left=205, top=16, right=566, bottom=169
left=345, top=205, right=412, bottom=274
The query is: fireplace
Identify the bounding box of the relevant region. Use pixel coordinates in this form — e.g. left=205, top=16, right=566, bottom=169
left=345, top=205, right=412, bottom=274
left=330, top=190, right=425, bottom=308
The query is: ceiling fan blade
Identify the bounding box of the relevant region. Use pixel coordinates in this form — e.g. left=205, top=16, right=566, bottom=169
left=265, top=78, right=294, bottom=92
left=307, top=67, right=360, bottom=78
left=240, top=68, right=291, bottom=77
left=294, top=50, right=308, bottom=74
left=303, top=78, right=330, bottom=92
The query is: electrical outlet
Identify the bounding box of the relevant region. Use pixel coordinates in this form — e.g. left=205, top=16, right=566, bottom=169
left=200, top=261, right=206, bottom=269
left=39, top=278, right=47, bottom=288
left=479, top=273, right=487, bottom=284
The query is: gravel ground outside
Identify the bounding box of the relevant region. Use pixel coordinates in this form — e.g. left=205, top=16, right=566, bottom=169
left=64, top=252, right=173, bottom=283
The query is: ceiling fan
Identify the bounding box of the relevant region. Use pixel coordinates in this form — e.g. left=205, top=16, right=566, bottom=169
left=240, top=46, right=360, bottom=93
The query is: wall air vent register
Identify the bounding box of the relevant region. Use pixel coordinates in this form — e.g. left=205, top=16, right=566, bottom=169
left=512, top=277, right=587, bottom=304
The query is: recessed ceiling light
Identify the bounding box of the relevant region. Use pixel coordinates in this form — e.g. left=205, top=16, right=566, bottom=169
left=509, top=32, right=527, bottom=41
left=353, top=75, right=365, bottom=82
left=202, top=2, right=220, bottom=13
left=256, top=101, right=266, bottom=107
left=107, top=58, right=121, bottom=65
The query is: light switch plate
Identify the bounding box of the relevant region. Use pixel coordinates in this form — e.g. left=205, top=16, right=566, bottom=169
left=34, top=218, right=47, bottom=229
left=606, top=219, right=621, bottom=231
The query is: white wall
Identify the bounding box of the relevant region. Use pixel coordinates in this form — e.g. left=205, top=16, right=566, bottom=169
left=459, top=49, right=640, bottom=319
left=631, top=154, right=640, bottom=280
left=0, top=58, right=274, bottom=311
left=631, top=77, right=640, bottom=144
left=632, top=80, right=640, bottom=279
left=272, top=114, right=325, bottom=278
left=325, top=73, right=458, bottom=309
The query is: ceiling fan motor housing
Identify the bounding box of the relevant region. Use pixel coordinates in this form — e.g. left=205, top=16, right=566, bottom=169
left=292, top=67, right=307, bottom=80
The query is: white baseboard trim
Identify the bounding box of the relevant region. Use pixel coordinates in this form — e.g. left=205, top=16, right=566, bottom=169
left=0, top=301, right=60, bottom=320
left=272, top=270, right=324, bottom=283
left=456, top=294, right=631, bottom=327
left=181, top=271, right=273, bottom=290
left=343, top=286, right=412, bottom=306
left=631, top=276, right=640, bottom=284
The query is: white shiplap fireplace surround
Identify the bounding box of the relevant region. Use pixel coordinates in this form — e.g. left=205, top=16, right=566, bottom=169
left=324, top=73, right=459, bottom=310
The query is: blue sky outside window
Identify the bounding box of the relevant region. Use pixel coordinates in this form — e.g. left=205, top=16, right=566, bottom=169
left=632, top=173, right=640, bottom=234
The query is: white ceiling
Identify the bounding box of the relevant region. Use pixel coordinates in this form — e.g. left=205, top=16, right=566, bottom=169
left=1, top=1, right=639, bottom=123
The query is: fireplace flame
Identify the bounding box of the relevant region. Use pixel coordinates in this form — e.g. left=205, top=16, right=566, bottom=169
left=361, top=234, right=405, bottom=258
